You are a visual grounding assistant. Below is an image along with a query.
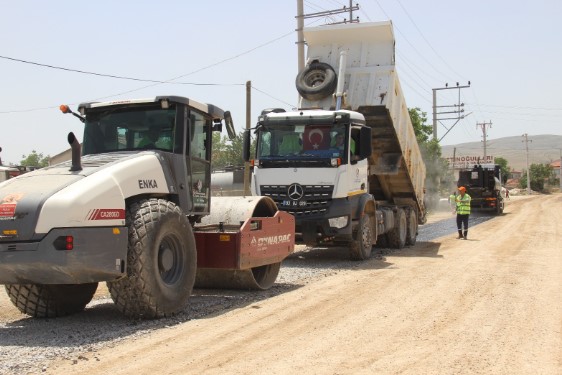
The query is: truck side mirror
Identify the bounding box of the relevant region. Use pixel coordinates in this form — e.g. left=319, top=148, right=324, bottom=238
left=224, top=111, right=236, bottom=140
left=242, top=130, right=251, bottom=162
left=359, top=126, right=372, bottom=159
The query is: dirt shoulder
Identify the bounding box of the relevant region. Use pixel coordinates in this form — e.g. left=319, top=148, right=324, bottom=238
left=44, top=194, right=561, bottom=375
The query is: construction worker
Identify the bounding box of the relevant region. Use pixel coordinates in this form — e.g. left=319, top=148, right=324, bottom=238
left=138, top=125, right=172, bottom=150
left=455, top=186, right=471, bottom=240
left=331, top=131, right=356, bottom=154
left=448, top=191, right=457, bottom=210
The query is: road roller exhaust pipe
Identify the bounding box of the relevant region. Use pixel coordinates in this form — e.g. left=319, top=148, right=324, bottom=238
left=67, top=132, right=82, bottom=172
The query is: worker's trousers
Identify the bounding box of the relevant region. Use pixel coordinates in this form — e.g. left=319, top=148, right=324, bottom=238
left=456, top=214, right=469, bottom=230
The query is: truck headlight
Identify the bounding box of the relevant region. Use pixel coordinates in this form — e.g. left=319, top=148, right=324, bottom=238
left=328, top=216, right=348, bottom=229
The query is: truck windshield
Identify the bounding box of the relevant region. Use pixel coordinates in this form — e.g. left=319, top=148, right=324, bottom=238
left=82, top=105, right=177, bottom=155
left=256, top=123, right=347, bottom=160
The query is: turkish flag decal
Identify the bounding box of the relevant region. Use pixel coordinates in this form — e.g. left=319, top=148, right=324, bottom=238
left=303, top=126, right=330, bottom=150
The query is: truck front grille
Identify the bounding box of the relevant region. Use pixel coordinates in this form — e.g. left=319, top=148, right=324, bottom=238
left=260, top=184, right=333, bottom=217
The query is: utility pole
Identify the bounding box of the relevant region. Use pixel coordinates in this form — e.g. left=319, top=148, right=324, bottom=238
left=477, top=121, right=492, bottom=160
left=295, top=1, right=359, bottom=100
left=296, top=1, right=360, bottom=75
left=297, top=1, right=359, bottom=27
left=296, top=0, right=305, bottom=72
left=432, top=82, right=471, bottom=141
left=559, top=149, right=562, bottom=192
left=243, top=81, right=251, bottom=196
left=522, top=133, right=532, bottom=195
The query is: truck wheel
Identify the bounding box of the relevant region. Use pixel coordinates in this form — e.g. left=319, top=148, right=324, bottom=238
left=406, top=210, right=418, bottom=246
left=374, top=233, right=389, bottom=249
left=349, top=214, right=373, bottom=260
left=295, top=62, right=337, bottom=101
left=5, top=283, right=98, bottom=318
left=108, top=199, right=196, bottom=319
left=388, top=209, right=407, bottom=249
left=496, top=196, right=504, bottom=215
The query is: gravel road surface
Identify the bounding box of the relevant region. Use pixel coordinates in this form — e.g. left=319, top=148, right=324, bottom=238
left=1, top=195, right=559, bottom=375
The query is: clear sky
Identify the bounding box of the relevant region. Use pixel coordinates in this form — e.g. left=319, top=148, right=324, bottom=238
left=1, top=0, right=561, bottom=165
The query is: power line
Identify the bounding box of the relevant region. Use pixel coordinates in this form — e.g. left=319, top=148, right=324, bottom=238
left=395, top=0, right=467, bottom=81
left=87, top=17, right=326, bottom=103
left=371, top=0, right=455, bottom=83
left=11, top=27, right=291, bottom=87
left=0, top=26, right=302, bottom=114
left=464, top=103, right=562, bottom=111
left=395, top=51, right=434, bottom=88
left=0, top=85, right=294, bottom=115
left=251, top=86, right=296, bottom=108
left=397, top=71, right=432, bottom=104
left=0, top=55, right=244, bottom=86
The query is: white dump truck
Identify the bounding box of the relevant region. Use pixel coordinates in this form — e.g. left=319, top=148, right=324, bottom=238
left=243, top=21, right=426, bottom=260
left=0, top=96, right=294, bottom=318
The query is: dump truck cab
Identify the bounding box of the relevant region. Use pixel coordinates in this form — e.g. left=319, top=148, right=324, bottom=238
left=250, top=109, right=372, bottom=243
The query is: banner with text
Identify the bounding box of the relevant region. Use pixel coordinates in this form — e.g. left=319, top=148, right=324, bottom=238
left=446, top=155, right=495, bottom=169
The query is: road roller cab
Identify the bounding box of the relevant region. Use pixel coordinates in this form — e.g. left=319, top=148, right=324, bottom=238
left=0, top=96, right=294, bottom=319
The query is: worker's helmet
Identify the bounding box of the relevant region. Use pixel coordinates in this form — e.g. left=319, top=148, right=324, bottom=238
left=458, top=186, right=466, bottom=192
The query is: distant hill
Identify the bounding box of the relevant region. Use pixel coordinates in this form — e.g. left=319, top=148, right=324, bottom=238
left=441, top=135, right=562, bottom=171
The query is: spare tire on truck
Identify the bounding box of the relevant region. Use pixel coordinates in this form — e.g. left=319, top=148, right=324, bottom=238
left=295, top=62, right=337, bottom=101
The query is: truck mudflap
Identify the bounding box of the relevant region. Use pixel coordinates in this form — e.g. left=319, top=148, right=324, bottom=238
left=194, top=196, right=295, bottom=290
left=0, top=226, right=128, bottom=284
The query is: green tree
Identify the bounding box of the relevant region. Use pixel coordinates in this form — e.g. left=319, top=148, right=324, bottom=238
left=211, top=132, right=229, bottom=170
left=409, top=107, right=433, bottom=144
left=211, top=131, right=255, bottom=170
left=20, top=150, right=50, bottom=168
left=519, top=163, right=553, bottom=192
left=409, top=108, right=452, bottom=209
left=494, top=157, right=510, bottom=184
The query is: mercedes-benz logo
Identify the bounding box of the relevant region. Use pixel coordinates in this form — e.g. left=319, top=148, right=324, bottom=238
left=287, top=183, right=304, bottom=201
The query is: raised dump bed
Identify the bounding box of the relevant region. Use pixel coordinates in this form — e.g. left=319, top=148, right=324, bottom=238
left=300, top=21, right=426, bottom=221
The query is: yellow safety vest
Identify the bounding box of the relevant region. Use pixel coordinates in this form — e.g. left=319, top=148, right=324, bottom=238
left=455, top=193, right=471, bottom=215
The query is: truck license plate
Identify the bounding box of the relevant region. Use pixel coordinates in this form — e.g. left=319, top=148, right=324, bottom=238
left=282, top=200, right=307, bottom=207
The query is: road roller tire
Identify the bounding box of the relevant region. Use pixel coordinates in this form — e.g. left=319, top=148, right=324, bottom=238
left=108, top=199, right=196, bottom=319
left=388, top=208, right=407, bottom=249
left=249, top=262, right=281, bottom=290
left=349, top=214, right=373, bottom=261
left=195, top=262, right=282, bottom=290
left=5, top=283, right=98, bottom=318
